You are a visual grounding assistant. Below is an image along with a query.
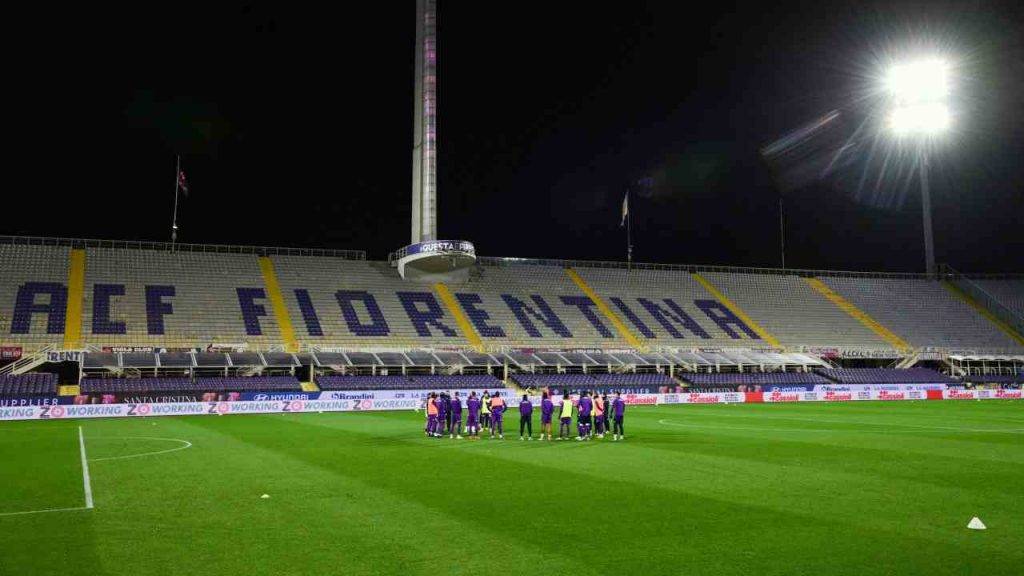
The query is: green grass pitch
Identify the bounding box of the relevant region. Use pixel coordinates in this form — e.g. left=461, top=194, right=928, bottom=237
left=1, top=401, right=1021, bottom=576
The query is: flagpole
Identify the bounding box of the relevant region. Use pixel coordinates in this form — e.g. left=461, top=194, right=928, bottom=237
left=171, top=155, right=180, bottom=250
left=626, top=187, right=633, bottom=271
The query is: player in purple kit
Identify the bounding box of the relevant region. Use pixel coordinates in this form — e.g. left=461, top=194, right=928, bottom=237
left=449, top=391, right=463, bottom=439
left=518, top=394, right=533, bottom=440
left=557, top=390, right=574, bottom=440
left=576, top=391, right=593, bottom=441
left=489, top=391, right=506, bottom=439
left=612, top=391, right=626, bottom=441
left=425, top=392, right=441, bottom=437
left=436, top=392, right=448, bottom=436
left=465, top=391, right=481, bottom=439
left=540, top=391, right=554, bottom=441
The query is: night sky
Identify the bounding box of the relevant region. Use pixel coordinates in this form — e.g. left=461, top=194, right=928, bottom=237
left=10, top=1, right=1023, bottom=272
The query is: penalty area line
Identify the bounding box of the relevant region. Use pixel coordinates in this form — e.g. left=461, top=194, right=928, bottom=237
left=0, top=506, right=90, bottom=518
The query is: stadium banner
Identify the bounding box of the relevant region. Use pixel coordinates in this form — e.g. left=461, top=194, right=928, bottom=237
left=762, top=384, right=947, bottom=393
left=1, top=390, right=1018, bottom=421
left=666, top=392, right=746, bottom=404
left=404, top=240, right=475, bottom=257
left=46, top=350, right=85, bottom=363
left=944, top=388, right=1022, bottom=400
left=763, top=389, right=929, bottom=402
left=240, top=389, right=506, bottom=403
left=837, top=349, right=905, bottom=359
left=0, top=346, right=23, bottom=360
left=0, top=396, right=65, bottom=407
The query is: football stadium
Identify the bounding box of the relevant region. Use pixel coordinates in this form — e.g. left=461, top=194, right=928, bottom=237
left=3, top=2, right=1023, bottom=575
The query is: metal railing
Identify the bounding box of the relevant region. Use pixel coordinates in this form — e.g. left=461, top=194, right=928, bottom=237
left=942, top=265, right=1024, bottom=339
left=0, top=235, right=366, bottom=260
left=477, top=256, right=1023, bottom=280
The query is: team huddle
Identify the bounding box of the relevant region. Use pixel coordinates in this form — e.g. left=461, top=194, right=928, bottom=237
left=424, top=390, right=627, bottom=441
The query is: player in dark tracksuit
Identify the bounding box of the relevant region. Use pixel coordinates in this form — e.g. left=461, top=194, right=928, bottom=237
left=612, top=391, right=626, bottom=441
left=450, top=391, right=463, bottom=438
left=481, top=391, right=491, bottom=431
left=540, top=392, right=554, bottom=441
left=518, top=394, right=533, bottom=440
left=577, top=391, right=593, bottom=440
left=444, top=391, right=454, bottom=434
left=437, top=392, right=448, bottom=435
left=466, top=392, right=481, bottom=438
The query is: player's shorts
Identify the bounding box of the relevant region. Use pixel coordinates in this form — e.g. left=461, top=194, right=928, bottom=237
left=560, top=417, right=571, bottom=424
left=541, top=416, right=552, bottom=424
left=466, top=417, right=478, bottom=426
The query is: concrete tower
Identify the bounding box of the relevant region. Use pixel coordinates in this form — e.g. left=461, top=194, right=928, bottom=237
left=393, top=0, right=474, bottom=280
left=411, top=0, right=437, bottom=243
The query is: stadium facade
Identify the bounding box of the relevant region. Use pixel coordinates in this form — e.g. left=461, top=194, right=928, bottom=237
left=0, top=236, right=1021, bottom=383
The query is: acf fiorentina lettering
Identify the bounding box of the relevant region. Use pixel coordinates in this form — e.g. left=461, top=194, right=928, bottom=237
left=9, top=283, right=766, bottom=341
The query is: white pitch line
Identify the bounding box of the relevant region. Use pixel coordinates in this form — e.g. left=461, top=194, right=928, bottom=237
left=88, top=437, right=193, bottom=462
left=78, top=426, right=94, bottom=509
left=0, top=506, right=90, bottom=518
left=656, top=418, right=1024, bottom=434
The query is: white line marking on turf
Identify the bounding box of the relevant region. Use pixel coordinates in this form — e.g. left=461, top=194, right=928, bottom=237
left=0, top=506, right=90, bottom=518
left=78, top=426, right=94, bottom=509
left=656, top=418, right=1024, bottom=434
left=87, top=437, right=193, bottom=462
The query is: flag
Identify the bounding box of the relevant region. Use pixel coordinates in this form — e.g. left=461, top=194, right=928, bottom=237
left=177, top=169, right=189, bottom=197
left=620, top=192, right=629, bottom=227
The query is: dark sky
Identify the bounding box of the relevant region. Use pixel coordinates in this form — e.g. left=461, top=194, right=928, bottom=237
left=10, top=1, right=1023, bottom=272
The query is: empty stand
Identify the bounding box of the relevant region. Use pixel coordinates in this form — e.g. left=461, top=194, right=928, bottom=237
left=704, top=272, right=888, bottom=349
left=511, top=373, right=676, bottom=393
left=0, top=244, right=71, bottom=350
left=972, top=279, right=1024, bottom=318
left=0, top=373, right=59, bottom=396
left=80, top=376, right=301, bottom=393
left=316, top=374, right=504, bottom=390
left=82, top=247, right=281, bottom=350
left=815, top=367, right=957, bottom=384
left=821, top=277, right=1022, bottom=351
left=679, top=372, right=830, bottom=387
left=572, top=267, right=770, bottom=348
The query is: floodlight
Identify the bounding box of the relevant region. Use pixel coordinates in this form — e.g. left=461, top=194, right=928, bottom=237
left=888, top=103, right=950, bottom=135
left=886, top=59, right=948, bottom=104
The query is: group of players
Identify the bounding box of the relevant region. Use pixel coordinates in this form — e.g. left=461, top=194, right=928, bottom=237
left=424, top=389, right=626, bottom=441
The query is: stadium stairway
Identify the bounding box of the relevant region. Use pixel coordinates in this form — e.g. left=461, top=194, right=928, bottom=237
left=300, top=381, right=320, bottom=392
left=564, top=268, right=646, bottom=350
left=941, top=281, right=1024, bottom=347
left=803, top=277, right=911, bottom=352
left=64, top=249, right=86, bottom=349
left=691, top=273, right=780, bottom=347
left=257, top=257, right=300, bottom=353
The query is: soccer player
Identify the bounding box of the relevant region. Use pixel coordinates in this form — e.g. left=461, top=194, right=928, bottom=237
left=601, top=393, right=610, bottom=436
left=466, top=391, right=481, bottom=438
left=426, top=392, right=440, bottom=437
left=436, top=391, right=449, bottom=436
left=442, top=390, right=453, bottom=435
left=612, top=391, right=626, bottom=441
left=558, top=390, right=574, bottom=440
left=593, top=392, right=606, bottom=438
left=450, top=391, right=463, bottom=439
left=481, top=390, right=491, bottom=431
left=576, top=391, right=592, bottom=441
left=540, top=391, right=554, bottom=440
left=518, top=394, right=533, bottom=440
left=489, top=391, right=506, bottom=439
